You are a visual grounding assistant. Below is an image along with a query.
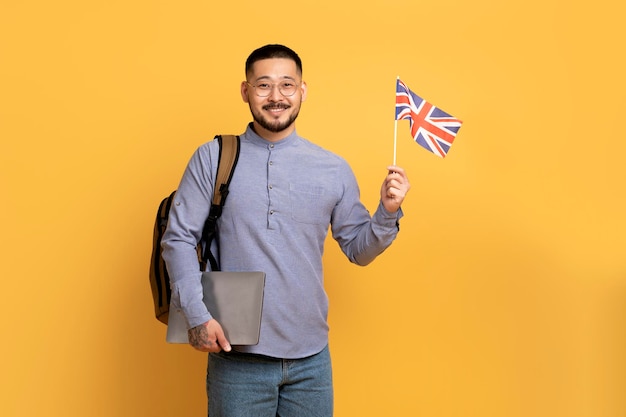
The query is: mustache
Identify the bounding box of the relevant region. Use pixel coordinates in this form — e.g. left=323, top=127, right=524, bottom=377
left=262, top=103, right=291, bottom=110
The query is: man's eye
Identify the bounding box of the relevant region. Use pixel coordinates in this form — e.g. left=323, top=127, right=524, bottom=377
left=257, top=83, right=271, bottom=89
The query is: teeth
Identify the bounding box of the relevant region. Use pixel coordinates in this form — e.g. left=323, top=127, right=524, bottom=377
left=265, top=105, right=288, bottom=111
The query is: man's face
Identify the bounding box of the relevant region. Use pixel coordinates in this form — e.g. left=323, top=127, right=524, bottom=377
left=241, top=58, right=307, bottom=140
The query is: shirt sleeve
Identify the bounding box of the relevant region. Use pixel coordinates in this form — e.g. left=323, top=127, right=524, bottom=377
left=161, top=142, right=218, bottom=329
left=330, top=162, right=403, bottom=266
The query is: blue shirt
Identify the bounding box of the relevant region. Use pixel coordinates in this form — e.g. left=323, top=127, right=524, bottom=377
left=162, top=124, right=403, bottom=359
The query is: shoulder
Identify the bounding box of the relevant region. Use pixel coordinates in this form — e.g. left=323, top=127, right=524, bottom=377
left=190, top=136, right=223, bottom=163
left=181, top=136, right=222, bottom=179
left=196, top=136, right=221, bottom=155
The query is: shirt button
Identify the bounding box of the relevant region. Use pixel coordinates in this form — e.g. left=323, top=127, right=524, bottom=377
left=268, top=185, right=273, bottom=190
left=270, top=210, right=274, bottom=215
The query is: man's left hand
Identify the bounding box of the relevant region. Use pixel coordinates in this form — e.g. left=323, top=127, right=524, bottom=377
left=380, top=165, right=410, bottom=213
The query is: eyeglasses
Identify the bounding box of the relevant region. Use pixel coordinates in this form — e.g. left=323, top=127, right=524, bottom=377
left=246, top=80, right=300, bottom=97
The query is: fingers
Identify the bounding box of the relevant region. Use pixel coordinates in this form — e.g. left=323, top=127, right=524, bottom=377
left=386, top=165, right=404, bottom=174
left=381, top=165, right=410, bottom=212
left=216, top=332, right=232, bottom=352
left=385, top=166, right=410, bottom=196
left=188, top=320, right=231, bottom=353
left=386, top=165, right=407, bottom=179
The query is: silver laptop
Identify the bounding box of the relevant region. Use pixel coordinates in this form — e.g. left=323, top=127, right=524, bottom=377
left=166, top=271, right=265, bottom=346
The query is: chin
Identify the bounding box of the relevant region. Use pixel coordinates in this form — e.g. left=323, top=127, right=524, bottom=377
left=255, top=114, right=298, bottom=133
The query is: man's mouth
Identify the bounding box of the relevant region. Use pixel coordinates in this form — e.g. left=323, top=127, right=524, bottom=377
left=263, top=104, right=290, bottom=113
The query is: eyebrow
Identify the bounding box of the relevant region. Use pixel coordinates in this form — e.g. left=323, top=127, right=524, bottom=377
left=253, top=75, right=298, bottom=82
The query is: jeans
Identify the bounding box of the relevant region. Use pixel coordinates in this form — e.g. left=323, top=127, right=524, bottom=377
left=207, top=345, right=333, bottom=417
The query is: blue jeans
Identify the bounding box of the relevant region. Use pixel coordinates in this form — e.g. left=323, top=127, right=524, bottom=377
left=207, top=345, right=333, bottom=417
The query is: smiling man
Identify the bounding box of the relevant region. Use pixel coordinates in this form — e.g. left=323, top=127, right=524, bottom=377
left=162, top=44, right=410, bottom=417
left=243, top=55, right=305, bottom=138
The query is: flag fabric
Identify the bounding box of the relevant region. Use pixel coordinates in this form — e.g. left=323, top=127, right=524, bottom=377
left=395, top=78, right=462, bottom=158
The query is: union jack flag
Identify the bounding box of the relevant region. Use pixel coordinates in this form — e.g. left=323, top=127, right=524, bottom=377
left=395, top=78, right=462, bottom=158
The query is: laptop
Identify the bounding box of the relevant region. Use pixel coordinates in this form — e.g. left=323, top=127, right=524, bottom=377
left=166, top=271, right=265, bottom=346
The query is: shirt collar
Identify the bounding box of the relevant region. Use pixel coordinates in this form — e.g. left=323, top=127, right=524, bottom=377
left=243, top=122, right=300, bottom=149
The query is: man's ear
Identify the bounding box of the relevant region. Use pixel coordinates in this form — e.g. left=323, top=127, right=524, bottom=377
left=300, top=80, right=308, bottom=102
left=241, top=81, right=250, bottom=103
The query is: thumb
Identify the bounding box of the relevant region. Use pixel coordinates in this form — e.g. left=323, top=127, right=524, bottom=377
left=216, top=330, right=231, bottom=352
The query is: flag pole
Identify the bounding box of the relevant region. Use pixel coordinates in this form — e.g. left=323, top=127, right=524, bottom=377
left=393, top=120, right=398, bottom=165
left=393, top=76, right=399, bottom=165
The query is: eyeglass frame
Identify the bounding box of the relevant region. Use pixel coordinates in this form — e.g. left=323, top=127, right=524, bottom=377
left=245, top=79, right=302, bottom=98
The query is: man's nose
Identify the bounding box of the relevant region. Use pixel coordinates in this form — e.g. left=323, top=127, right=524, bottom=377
left=267, top=85, right=283, bottom=101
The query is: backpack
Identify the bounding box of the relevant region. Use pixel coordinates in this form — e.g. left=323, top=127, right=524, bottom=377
left=149, top=134, right=241, bottom=324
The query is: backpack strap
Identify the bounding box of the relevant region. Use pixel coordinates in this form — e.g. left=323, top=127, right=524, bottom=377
left=200, top=134, right=240, bottom=271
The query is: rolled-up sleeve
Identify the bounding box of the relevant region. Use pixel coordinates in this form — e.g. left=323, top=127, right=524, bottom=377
left=161, top=142, right=217, bottom=328
left=331, top=163, right=403, bottom=266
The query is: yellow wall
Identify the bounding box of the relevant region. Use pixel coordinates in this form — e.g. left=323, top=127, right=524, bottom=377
left=1, top=1, right=625, bottom=416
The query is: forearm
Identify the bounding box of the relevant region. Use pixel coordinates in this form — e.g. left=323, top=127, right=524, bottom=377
left=339, top=201, right=403, bottom=266
left=161, top=143, right=217, bottom=328
left=162, top=239, right=212, bottom=328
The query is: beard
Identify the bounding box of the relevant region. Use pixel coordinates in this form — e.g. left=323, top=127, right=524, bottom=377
left=250, top=102, right=301, bottom=133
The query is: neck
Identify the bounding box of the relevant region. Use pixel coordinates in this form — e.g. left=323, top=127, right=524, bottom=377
left=252, top=121, right=296, bottom=143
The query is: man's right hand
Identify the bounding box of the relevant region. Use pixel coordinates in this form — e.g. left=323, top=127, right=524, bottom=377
left=188, top=319, right=231, bottom=353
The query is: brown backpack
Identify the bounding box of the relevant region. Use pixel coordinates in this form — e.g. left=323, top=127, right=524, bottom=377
left=149, top=134, right=240, bottom=324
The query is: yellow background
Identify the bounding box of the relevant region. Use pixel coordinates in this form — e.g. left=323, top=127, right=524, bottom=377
left=1, top=1, right=625, bottom=416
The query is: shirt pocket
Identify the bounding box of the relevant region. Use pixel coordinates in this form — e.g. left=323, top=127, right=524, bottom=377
left=289, top=183, right=331, bottom=225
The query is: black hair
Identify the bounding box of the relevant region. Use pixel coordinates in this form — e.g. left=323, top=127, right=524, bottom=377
left=245, top=44, right=302, bottom=76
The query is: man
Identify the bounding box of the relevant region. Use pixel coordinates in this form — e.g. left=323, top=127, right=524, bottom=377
left=162, top=44, right=410, bottom=417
